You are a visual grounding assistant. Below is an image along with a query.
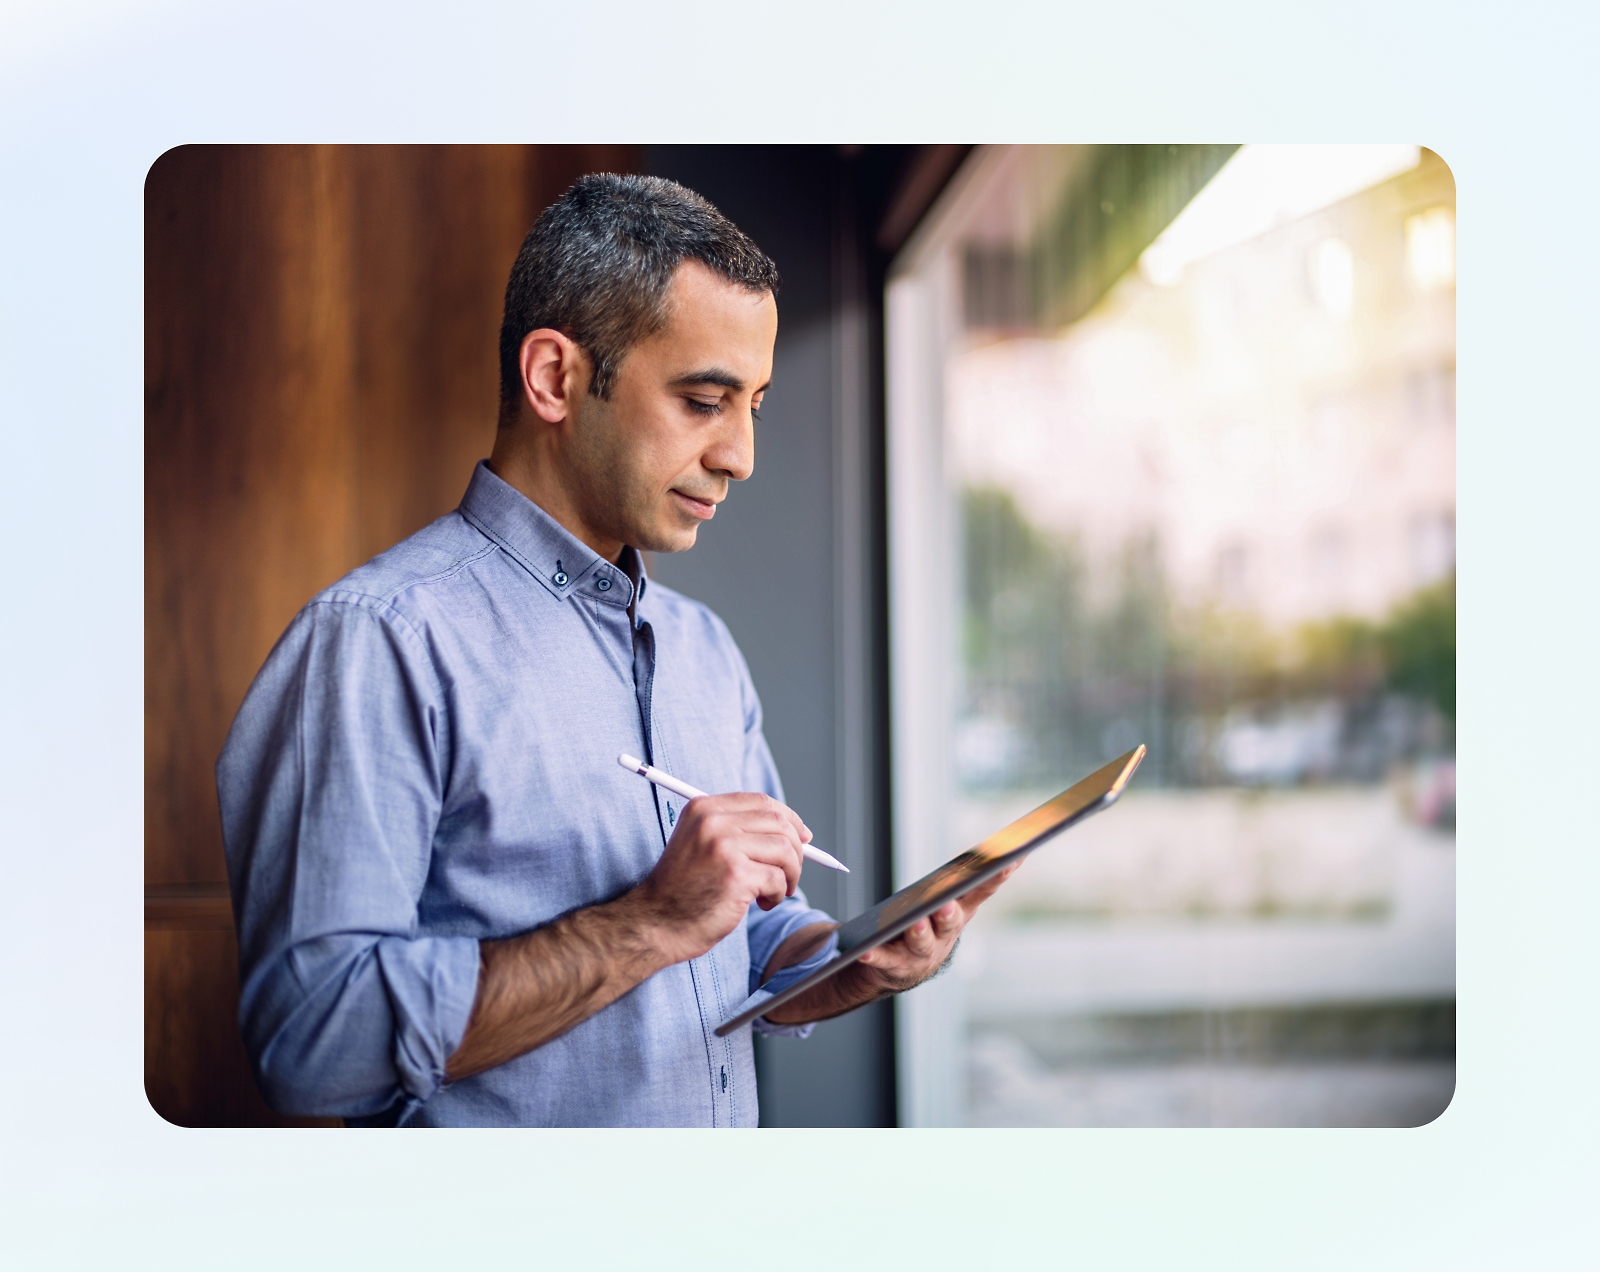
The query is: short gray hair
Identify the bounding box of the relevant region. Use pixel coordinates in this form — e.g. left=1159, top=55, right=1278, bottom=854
left=497, top=173, right=781, bottom=418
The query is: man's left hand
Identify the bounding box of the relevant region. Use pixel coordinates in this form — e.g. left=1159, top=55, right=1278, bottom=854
left=760, top=863, right=1019, bottom=1025
left=851, top=862, right=1018, bottom=993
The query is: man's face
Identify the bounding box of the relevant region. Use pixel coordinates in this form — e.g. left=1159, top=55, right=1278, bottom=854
left=567, top=260, right=776, bottom=555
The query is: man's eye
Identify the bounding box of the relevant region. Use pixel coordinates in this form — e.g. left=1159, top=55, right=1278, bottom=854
left=688, top=399, right=721, bottom=416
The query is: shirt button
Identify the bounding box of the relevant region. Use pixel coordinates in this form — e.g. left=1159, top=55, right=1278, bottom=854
left=553, top=571, right=569, bottom=587
left=720, top=1066, right=728, bottom=1092
left=596, top=577, right=612, bottom=592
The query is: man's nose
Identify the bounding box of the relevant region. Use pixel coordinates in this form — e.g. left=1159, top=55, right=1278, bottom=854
left=705, top=408, right=755, bottom=482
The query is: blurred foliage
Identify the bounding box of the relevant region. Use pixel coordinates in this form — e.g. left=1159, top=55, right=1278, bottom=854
left=1293, top=574, right=1454, bottom=720
left=1377, top=572, right=1455, bottom=722
left=1290, top=615, right=1385, bottom=694
left=960, top=485, right=1455, bottom=786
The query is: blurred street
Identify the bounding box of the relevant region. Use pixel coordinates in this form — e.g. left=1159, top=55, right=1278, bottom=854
left=956, top=787, right=1454, bottom=1126
left=968, top=1043, right=1454, bottom=1128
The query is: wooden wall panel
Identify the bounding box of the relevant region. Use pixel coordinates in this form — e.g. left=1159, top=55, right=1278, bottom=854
left=146, top=145, right=361, bottom=889
left=146, top=910, right=339, bottom=1127
left=145, top=145, right=640, bottom=1126
left=348, top=145, right=518, bottom=560
left=348, top=144, right=640, bottom=562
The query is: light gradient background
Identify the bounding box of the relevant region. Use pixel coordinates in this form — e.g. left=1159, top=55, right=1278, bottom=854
left=0, top=2, right=1592, bottom=1266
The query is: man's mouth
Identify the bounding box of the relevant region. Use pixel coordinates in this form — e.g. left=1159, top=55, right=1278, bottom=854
left=670, top=490, right=719, bottom=520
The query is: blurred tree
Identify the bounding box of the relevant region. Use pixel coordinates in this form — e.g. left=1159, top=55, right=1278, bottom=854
left=963, top=486, right=1174, bottom=782
left=1293, top=614, right=1384, bottom=697
left=959, top=487, right=1456, bottom=789
left=1378, top=572, right=1455, bottom=723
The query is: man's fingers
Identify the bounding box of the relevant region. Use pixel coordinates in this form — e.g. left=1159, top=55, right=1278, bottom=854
left=697, top=792, right=811, bottom=844
left=960, top=877, right=1008, bottom=909
left=959, top=863, right=1021, bottom=912
left=860, top=913, right=950, bottom=966
left=734, top=830, right=804, bottom=894
left=928, top=901, right=963, bottom=939
left=751, top=862, right=791, bottom=911
left=760, top=794, right=811, bottom=844
left=899, top=917, right=936, bottom=958
left=709, top=805, right=807, bottom=855
left=691, top=804, right=805, bottom=867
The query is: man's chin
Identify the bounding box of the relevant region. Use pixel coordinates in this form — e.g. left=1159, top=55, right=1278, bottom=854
left=633, top=523, right=700, bottom=555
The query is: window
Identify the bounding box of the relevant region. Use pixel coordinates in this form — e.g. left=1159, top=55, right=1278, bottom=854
left=889, top=146, right=1455, bottom=1127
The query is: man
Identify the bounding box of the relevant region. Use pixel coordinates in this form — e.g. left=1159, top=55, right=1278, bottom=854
left=218, top=173, right=1013, bottom=1127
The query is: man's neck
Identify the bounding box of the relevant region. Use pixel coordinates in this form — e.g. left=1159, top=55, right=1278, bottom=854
left=487, top=432, right=624, bottom=563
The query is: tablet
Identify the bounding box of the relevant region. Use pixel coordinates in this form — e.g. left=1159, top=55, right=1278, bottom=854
left=714, top=744, right=1146, bottom=1037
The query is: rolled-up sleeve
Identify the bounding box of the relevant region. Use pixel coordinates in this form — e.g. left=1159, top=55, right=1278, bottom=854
left=217, top=594, right=480, bottom=1120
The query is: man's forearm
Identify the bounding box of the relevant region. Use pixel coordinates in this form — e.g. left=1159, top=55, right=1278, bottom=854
left=445, top=896, right=670, bottom=1082
left=446, top=790, right=814, bottom=1083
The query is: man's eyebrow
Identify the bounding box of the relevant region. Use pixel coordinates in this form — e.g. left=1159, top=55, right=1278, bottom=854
left=670, top=368, right=771, bottom=393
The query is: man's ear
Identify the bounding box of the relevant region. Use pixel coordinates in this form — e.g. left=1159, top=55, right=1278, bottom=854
left=518, top=328, right=586, bottom=425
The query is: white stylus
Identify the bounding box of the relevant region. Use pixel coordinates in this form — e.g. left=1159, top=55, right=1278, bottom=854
left=617, top=752, right=850, bottom=873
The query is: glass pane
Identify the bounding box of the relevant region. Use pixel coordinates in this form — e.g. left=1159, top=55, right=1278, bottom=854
left=889, top=145, right=1455, bottom=1126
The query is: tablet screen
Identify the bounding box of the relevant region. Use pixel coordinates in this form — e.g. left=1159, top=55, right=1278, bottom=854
left=832, top=745, right=1146, bottom=952
left=715, top=744, right=1145, bottom=1036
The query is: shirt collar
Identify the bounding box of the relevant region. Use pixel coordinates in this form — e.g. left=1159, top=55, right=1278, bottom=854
left=618, top=543, right=649, bottom=625
left=458, top=460, right=640, bottom=611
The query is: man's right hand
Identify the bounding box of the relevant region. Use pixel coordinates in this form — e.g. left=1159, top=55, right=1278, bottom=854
left=445, top=790, right=809, bottom=1082
left=625, top=792, right=810, bottom=965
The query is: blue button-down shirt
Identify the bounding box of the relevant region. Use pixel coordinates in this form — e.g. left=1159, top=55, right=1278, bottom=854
left=217, top=461, right=838, bottom=1127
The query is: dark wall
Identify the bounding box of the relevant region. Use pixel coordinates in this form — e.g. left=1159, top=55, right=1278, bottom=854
left=646, top=146, right=915, bottom=1127
left=646, top=148, right=837, bottom=886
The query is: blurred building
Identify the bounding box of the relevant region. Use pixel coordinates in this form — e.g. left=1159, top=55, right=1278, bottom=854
left=951, top=149, right=1455, bottom=629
